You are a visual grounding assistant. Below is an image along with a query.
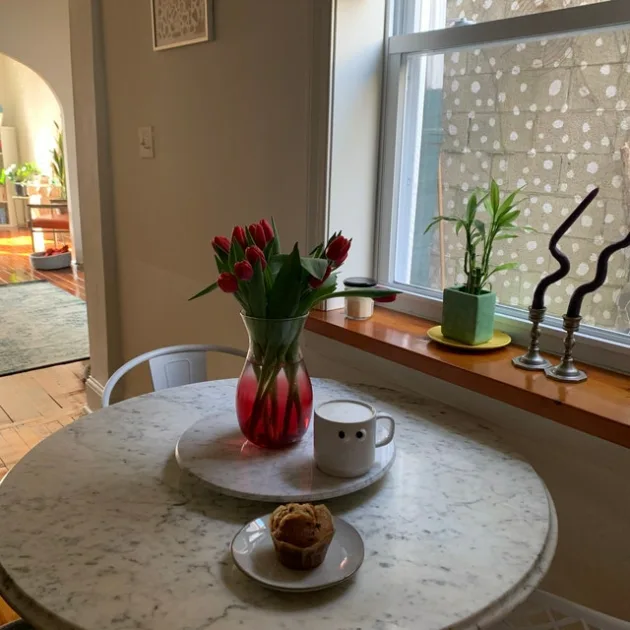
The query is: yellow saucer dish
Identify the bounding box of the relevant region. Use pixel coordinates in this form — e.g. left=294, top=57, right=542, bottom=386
left=427, top=326, right=511, bottom=351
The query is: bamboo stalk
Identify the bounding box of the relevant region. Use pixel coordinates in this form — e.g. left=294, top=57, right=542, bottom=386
left=437, top=156, right=446, bottom=289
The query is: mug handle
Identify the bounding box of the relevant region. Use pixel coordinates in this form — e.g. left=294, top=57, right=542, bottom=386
left=375, top=413, right=395, bottom=448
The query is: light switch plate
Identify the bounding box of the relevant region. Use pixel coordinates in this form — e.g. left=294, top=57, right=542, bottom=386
left=138, top=126, right=154, bottom=158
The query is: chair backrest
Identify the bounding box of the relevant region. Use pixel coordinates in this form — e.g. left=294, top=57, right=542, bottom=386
left=495, top=590, right=630, bottom=630
left=102, top=344, right=246, bottom=407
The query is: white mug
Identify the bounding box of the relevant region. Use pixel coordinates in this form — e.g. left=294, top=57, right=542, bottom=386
left=314, top=399, right=395, bottom=478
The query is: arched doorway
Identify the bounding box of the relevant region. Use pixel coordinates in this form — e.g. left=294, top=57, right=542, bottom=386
left=0, top=0, right=121, bottom=411
left=0, top=0, right=82, bottom=264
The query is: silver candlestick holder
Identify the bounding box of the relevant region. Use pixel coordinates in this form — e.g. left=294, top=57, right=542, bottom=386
left=544, top=316, right=587, bottom=383
left=512, top=307, right=551, bottom=371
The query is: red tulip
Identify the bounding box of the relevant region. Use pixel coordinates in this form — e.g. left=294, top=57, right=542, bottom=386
left=245, top=245, right=267, bottom=270
left=374, top=293, right=397, bottom=303
left=232, top=225, right=247, bottom=250
left=249, top=223, right=267, bottom=250
left=212, top=236, right=230, bottom=255
left=260, top=219, right=274, bottom=243
left=217, top=272, right=239, bottom=293
left=326, top=235, right=351, bottom=267
left=234, top=260, right=253, bottom=281
left=309, top=265, right=332, bottom=289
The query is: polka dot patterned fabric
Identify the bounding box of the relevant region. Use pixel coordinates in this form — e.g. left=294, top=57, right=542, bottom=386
left=431, top=0, right=630, bottom=332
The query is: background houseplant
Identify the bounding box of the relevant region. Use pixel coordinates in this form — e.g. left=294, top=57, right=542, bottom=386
left=425, top=180, right=527, bottom=345
left=191, top=219, right=398, bottom=448
left=5, top=162, right=40, bottom=197
left=50, top=122, right=66, bottom=200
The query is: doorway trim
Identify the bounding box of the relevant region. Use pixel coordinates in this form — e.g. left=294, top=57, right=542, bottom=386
left=68, top=0, right=121, bottom=410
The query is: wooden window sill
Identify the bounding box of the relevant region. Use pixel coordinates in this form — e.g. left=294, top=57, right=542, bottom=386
left=306, top=307, right=630, bottom=449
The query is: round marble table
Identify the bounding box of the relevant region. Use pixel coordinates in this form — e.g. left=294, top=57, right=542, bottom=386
left=0, top=380, right=557, bottom=630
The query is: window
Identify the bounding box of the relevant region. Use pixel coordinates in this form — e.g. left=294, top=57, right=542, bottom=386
left=378, top=0, right=630, bottom=370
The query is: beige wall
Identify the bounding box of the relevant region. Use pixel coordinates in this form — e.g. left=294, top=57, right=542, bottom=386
left=100, top=0, right=321, bottom=397
left=0, top=55, right=62, bottom=175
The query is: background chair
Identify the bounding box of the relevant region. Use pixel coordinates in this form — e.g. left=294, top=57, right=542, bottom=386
left=27, top=201, right=70, bottom=250
left=102, top=344, right=246, bottom=407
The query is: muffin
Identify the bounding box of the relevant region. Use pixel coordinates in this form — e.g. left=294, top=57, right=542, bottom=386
left=270, top=503, right=335, bottom=570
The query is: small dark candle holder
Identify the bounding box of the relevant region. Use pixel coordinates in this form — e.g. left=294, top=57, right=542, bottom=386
left=512, top=307, right=551, bottom=371
left=544, top=316, right=587, bottom=383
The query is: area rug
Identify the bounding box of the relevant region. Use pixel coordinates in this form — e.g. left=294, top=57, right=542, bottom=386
left=0, top=281, right=89, bottom=376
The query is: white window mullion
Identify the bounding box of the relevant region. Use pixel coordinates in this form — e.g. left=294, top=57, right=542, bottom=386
left=390, top=0, right=630, bottom=56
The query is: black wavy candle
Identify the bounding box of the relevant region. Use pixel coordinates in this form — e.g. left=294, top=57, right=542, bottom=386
left=567, top=230, right=630, bottom=318
left=531, top=188, right=600, bottom=310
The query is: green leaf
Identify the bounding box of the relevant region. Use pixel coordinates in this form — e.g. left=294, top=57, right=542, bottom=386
left=494, top=233, right=519, bottom=240
left=266, top=243, right=303, bottom=318
left=490, top=179, right=500, bottom=213
left=497, top=187, right=525, bottom=216
left=270, top=217, right=281, bottom=257
left=228, top=239, right=245, bottom=270
left=473, top=219, right=486, bottom=240
left=466, top=193, right=478, bottom=224
left=424, top=215, right=459, bottom=234
left=269, top=254, right=329, bottom=280
left=189, top=282, right=218, bottom=301
left=214, top=254, right=229, bottom=274
left=299, top=257, right=329, bottom=280
left=499, top=209, right=520, bottom=225
left=298, top=273, right=338, bottom=313
left=247, top=260, right=267, bottom=317
left=322, top=289, right=401, bottom=302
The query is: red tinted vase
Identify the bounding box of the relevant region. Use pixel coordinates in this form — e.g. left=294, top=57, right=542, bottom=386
left=236, top=314, right=313, bottom=449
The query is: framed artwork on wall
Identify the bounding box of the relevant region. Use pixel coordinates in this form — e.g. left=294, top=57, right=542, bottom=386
left=150, top=0, right=214, bottom=51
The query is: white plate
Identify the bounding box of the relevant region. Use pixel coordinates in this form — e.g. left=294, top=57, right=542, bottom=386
left=231, top=513, right=365, bottom=592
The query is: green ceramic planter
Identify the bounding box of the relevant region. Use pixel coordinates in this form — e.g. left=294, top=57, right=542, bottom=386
left=442, top=286, right=496, bottom=345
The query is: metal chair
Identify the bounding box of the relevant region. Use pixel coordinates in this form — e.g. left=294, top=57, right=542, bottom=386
left=102, top=344, right=246, bottom=407
left=491, top=590, right=630, bottom=630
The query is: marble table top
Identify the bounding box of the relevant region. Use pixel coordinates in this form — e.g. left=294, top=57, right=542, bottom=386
left=0, top=379, right=557, bottom=630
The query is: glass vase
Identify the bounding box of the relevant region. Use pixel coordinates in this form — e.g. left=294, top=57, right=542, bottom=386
left=236, top=314, right=313, bottom=449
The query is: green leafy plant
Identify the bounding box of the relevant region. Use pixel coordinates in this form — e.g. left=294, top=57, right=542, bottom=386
left=425, top=179, right=528, bottom=295
left=5, top=162, right=40, bottom=184
left=51, top=121, right=66, bottom=198
left=0, top=168, right=5, bottom=186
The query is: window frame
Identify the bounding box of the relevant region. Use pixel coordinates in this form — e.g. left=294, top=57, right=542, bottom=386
left=376, top=0, right=630, bottom=375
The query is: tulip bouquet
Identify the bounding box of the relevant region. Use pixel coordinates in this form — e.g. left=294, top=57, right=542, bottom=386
left=191, top=219, right=398, bottom=448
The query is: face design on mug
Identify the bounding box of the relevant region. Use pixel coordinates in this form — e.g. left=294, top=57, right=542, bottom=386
left=322, top=420, right=373, bottom=464
left=336, top=427, right=368, bottom=444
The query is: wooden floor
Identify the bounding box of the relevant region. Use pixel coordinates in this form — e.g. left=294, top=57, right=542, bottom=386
left=0, top=228, right=88, bottom=623
left=0, top=361, right=87, bottom=624
left=0, top=361, right=87, bottom=478
left=0, top=228, right=85, bottom=299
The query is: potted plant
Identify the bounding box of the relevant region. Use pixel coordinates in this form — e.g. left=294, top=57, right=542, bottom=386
left=425, top=180, right=527, bottom=345
left=190, top=219, right=399, bottom=449
left=5, top=162, right=41, bottom=197
left=50, top=122, right=67, bottom=200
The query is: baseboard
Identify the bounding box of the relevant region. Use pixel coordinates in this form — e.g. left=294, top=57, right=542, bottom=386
left=85, top=375, right=104, bottom=411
